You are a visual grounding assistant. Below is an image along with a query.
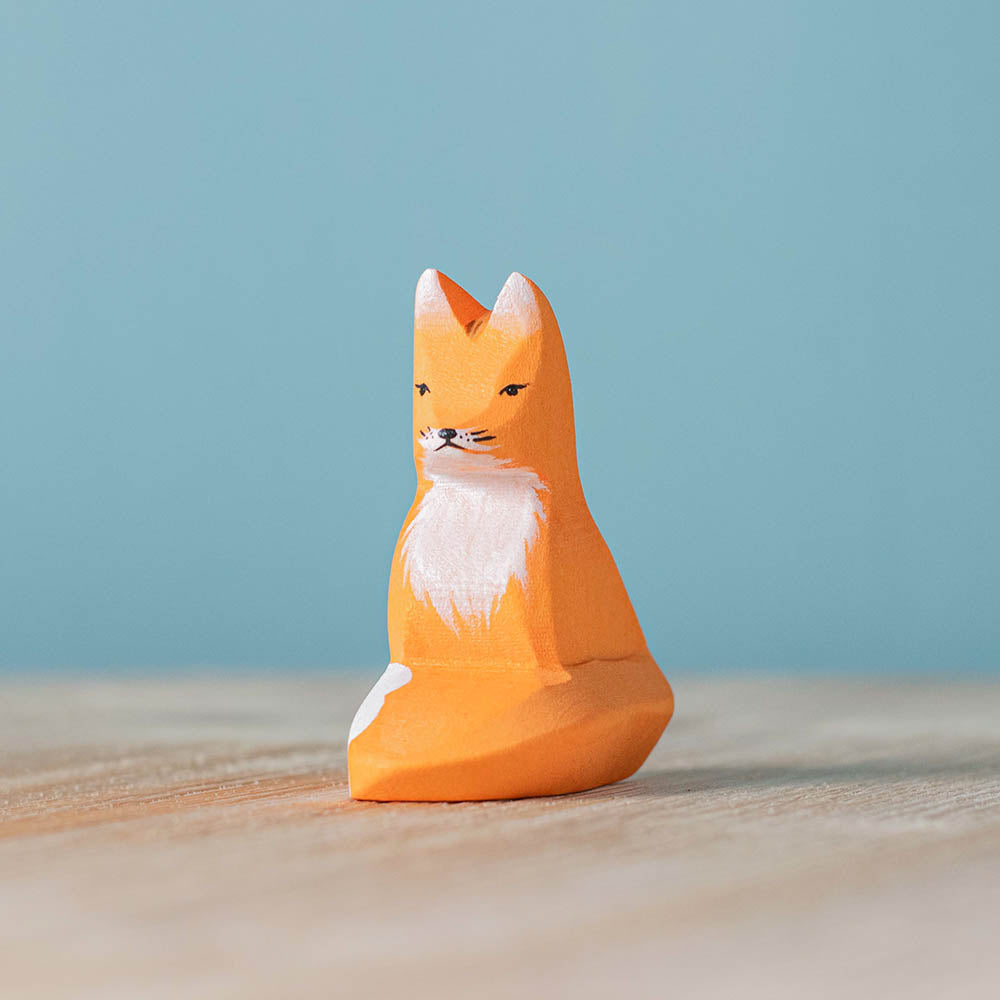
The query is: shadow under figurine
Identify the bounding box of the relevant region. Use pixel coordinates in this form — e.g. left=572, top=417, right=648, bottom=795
left=348, top=270, right=673, bottom=801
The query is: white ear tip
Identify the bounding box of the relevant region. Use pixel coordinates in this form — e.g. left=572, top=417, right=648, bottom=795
left=493, top=271, right=537, bottom=313
left=415, top=267, right=442, bottom=297
left=500, top=270, right=532, bottom=294
left=415, top=268, right=448, bottom=320
left=492, top=272, right=541, bottom=334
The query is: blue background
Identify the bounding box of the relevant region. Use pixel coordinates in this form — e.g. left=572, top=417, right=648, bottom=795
left=2, top=2, right=997, bottom=673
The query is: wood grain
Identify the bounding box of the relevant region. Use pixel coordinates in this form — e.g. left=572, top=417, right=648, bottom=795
left=2, top=672, right=999, bottom=999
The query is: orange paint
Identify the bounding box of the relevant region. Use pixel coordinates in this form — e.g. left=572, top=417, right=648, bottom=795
left=348, top=271, right=673, bottom=801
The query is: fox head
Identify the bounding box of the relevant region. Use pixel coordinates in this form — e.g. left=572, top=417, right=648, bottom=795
left=412, top=270, right=580, bottom=491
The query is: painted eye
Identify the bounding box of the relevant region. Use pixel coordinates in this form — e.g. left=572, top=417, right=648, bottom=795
left=499, top=383, right=527, bottom=397
left=415, top=383, right=430, bottom=396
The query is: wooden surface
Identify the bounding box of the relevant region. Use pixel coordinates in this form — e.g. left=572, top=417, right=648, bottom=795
left=2, top=672, right=999, bottom=999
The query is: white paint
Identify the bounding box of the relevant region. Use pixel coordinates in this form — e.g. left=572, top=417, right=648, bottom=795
left=348, top=663, right=413, bottom=743
left=414, top=268, right=453, bottom=329
left=402, top=440, right=546, bottom=630
left=489, top=272, right=541, bottom=340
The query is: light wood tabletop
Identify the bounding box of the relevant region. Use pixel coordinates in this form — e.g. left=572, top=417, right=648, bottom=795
left=1, top=671, right=998, bottom=999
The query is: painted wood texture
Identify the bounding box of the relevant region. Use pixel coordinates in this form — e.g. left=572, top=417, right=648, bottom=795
left=2, top=672, right=999, bottom=999
left=350, top=270, right=672, bottom=800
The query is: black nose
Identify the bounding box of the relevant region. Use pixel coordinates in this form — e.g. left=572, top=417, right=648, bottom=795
left=438, top=428, right=457, bottom=440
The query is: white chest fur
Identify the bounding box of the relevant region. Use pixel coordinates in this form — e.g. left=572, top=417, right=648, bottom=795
left=401, top=452, right=546, bottom=630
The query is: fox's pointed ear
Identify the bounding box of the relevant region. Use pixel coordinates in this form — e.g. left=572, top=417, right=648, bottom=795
left=487, top=272, right=545, bottom=341
left=415, top=269, right=487, bottom=333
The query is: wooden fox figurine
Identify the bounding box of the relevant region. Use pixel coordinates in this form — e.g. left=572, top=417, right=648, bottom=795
left=348, top=270, right=673, bottom=801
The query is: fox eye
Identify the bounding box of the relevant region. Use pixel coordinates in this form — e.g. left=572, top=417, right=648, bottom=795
left=499, top=383, right=527, bottom=397
left=415, top=383, right=430, bottom=396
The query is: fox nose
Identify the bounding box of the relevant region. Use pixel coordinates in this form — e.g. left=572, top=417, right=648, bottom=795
left=438, top=428, right=457, bottom=440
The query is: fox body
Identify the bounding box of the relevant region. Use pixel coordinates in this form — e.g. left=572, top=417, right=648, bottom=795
left=348, top=271, right=673, bottom=801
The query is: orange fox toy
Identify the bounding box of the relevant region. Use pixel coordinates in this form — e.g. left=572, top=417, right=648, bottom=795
left=348, top=270, right=673, bottom=801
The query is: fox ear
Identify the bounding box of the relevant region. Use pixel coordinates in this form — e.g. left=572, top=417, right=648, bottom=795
left=415, top=269, right=487, bottom=334
left=487, top=272, right=544, bottom=342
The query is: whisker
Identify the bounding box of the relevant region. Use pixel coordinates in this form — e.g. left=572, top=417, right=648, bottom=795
left=473, top=435, right=496, bottom=442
